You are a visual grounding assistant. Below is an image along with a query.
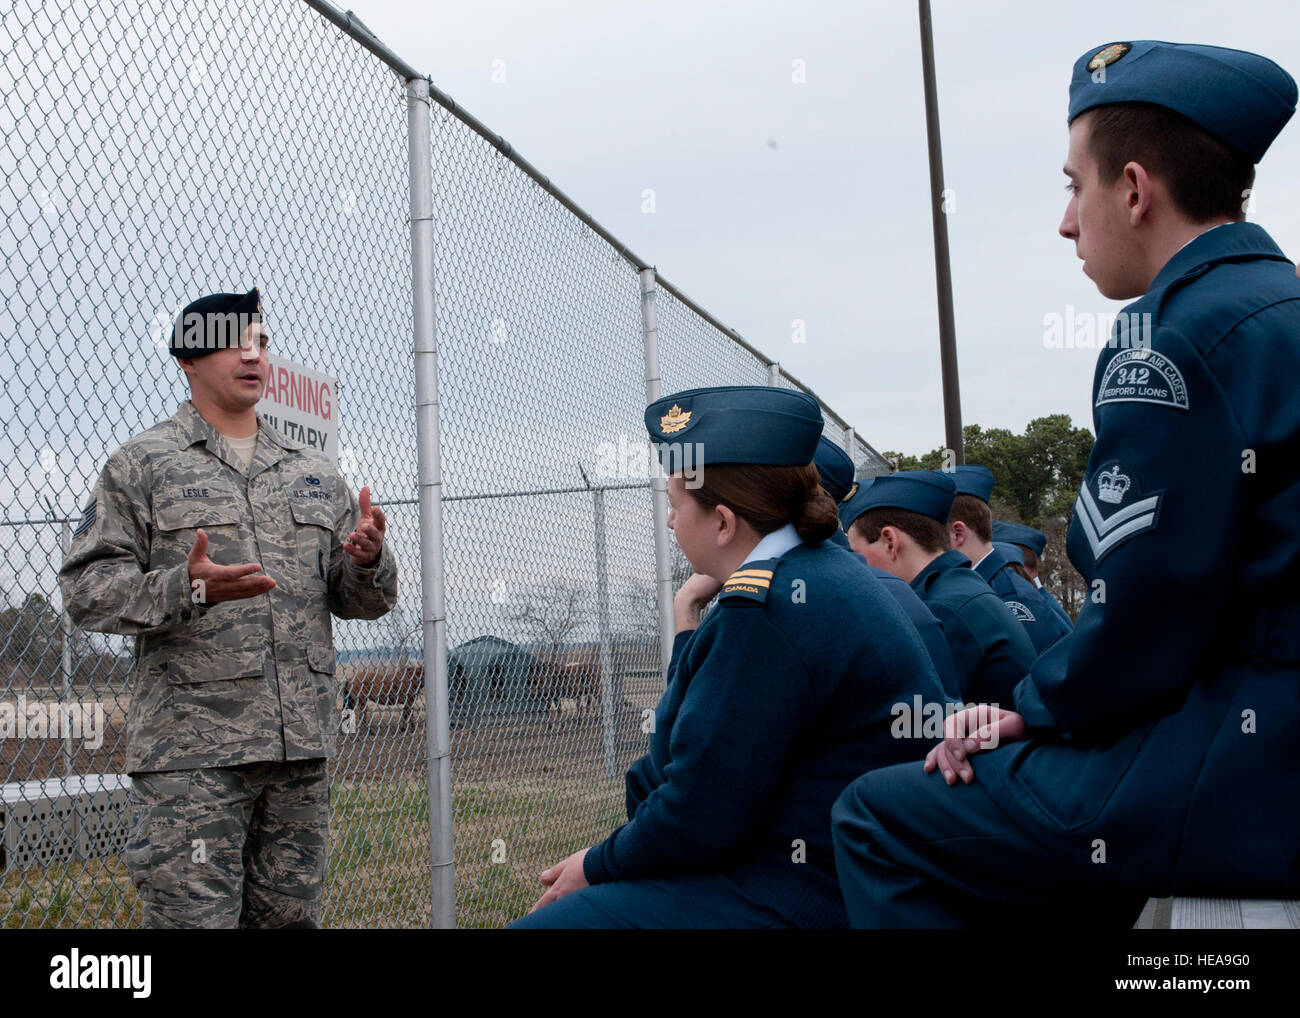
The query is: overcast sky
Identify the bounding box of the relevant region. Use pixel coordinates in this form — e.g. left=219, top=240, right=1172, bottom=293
left=347, top=0, right=1300, bottom=455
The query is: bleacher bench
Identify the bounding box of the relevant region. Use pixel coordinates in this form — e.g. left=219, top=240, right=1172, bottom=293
left=1136, top=897, right=1300, bottom=929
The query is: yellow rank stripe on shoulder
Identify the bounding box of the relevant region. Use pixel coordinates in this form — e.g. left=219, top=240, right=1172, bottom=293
left=720, top=567, right=774, bottom=603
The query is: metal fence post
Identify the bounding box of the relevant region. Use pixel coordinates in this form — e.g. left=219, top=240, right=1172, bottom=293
left=60, top=520, right=73, bottom=778
left=407, top=73, right=455, bottom=930
left=844, top=426, right=856, bottom=456
left=638, top=270, right=675, bottom=678
left=768, top=362, right=782, bottom=387
left=591, top=486, right=617, bottom=779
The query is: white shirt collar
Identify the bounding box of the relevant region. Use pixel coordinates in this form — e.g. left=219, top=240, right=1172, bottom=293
left=746, top=523, right=802, bottom=564
left=972, top=548, right=994, bottom=571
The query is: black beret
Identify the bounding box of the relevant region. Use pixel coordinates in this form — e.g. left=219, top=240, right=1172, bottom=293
left=170, top=287, right=263, bottom=358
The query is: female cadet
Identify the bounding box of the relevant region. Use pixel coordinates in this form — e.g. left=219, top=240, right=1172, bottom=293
left=508, top=386, right=948, bottom=929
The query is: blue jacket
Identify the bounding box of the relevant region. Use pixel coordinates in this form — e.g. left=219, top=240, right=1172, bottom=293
left=991, top=222, right=1300, bottom=895
left=974, top=548, right=1071, bottom=654
left=864, top=562, right=960, bottom=697
left=910, top=550, right=1038, bottom=705
left=1035, top=580, right=1074, bottom=630
left=582, top=540, right=949, bottom=926
left=831, top=532, right=960, bottom=695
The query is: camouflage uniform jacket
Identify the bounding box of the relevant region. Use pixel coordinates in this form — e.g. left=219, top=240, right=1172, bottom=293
left=58, top=401, right=398, bottom=773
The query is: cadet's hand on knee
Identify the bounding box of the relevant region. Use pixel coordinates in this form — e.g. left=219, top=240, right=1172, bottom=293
left=187, top=529, right=276, bottom=604
left=529, top=848, right=589, bottom=913
left=924, top=706, right=1027, bottom=786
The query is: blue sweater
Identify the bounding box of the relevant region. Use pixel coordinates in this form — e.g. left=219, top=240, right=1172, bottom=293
left=582, top=540, right=949, bottom=927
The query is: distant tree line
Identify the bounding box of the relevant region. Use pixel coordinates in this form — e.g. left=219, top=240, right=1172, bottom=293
left=883, top=414, right=1095, bottom=619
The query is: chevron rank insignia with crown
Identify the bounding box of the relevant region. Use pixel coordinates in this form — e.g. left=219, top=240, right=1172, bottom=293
left=660, top=404, right=692, bottom=434
left=1074, top=460, right=1163, bottom=563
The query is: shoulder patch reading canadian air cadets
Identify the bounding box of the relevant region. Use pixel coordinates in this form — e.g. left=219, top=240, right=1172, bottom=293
left=1087, top=43, right=1130, bottom=71
left=1005, top=600, right=1037, bottom=623
left=72, top=498, right=96, bottom=539
left=660, top=404, right=692, bottom=434
left=1095, top=349, right=1189, bottom=411
left=1074, top=461, right=1163, bottom=563
left=719, top=560, right=777, bottom=604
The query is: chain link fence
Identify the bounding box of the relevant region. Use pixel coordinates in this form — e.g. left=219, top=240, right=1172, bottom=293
left=0, top=0, right=890, bottom=929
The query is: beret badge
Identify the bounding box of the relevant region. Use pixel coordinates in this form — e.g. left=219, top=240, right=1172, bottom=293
left=660, top=404, right=692, bottom=434
left=1087, top=42, right=1130, bottom=72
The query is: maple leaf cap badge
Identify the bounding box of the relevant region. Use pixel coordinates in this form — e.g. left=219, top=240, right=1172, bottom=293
left=660, top=404, right=692, bottom=434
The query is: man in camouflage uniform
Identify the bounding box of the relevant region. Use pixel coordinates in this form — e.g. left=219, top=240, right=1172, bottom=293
left=59, top=288, right=398, bottom=928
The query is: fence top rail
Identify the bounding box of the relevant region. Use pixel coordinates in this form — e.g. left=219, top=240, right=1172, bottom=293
left=298, top=1, right=879, bottom=456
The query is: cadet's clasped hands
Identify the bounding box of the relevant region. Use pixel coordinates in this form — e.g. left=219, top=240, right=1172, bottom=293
left=186, top=485, right=386, bottom=604
left=925, top=705, right=1028, bottom=785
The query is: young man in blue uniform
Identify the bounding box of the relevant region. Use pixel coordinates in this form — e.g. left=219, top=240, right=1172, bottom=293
left=509, top=387, right=949, bottom=928
left=841, top=470, right=1037, bottom=705
left=832, top=40, right=1300, bottom=926
left=993, top=520, right=1074, bottom=628
left=949, top=465, right=1070, bottom=653
left=814, top=439, right=959, bottom=693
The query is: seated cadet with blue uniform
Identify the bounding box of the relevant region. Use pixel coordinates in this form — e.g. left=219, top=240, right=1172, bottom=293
left=832, top=41, right=1300, bottom=927
left=509, top=386, right=949, bottom=929
left=814, top=440, right=959, bottom=694
left=841, top=470, right=1037, bottom=705
left=948, top=465, right=1070, bottom=653
left=993, top=520, right=1074, bottom=629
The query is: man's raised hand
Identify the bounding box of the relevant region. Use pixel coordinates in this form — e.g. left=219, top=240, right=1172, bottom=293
left=344, top=486, right=386, bottom=566
left=187, top=528, right=276, bottom=604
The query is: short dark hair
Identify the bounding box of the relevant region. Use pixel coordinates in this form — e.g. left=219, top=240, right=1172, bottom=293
left=1081, top=103, right=1255, bottom=223
left=849, top=507, right=950, bottom=555
left=948, top=494, right=992, bottom=543
left=687, top=462, right=839, bottom=544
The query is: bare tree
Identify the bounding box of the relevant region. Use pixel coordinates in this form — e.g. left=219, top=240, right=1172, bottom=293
left=620, top=577, right=659, bottom=641
left=506, top=581, right=590, bottom=662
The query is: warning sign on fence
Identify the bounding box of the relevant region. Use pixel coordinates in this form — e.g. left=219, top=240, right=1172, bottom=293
left=257, top=354, right=339, bottom=461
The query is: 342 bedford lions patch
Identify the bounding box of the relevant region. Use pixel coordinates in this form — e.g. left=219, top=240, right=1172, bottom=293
left=1095, top=348, right=1189, bottom=411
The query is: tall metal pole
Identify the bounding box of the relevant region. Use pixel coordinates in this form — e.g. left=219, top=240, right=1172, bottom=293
left=61, top=520, right=73, bottom=777
left=407, top=74, right=454, bottom=929
left=918, top=0, right=964, bottom=464
left=590, top=486, right=617, bottom=780
left=638, top=269, right=675, bottom=679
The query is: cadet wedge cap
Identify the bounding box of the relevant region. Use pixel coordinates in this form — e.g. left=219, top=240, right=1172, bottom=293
left=1068, top=41, right=1297, bottom=163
